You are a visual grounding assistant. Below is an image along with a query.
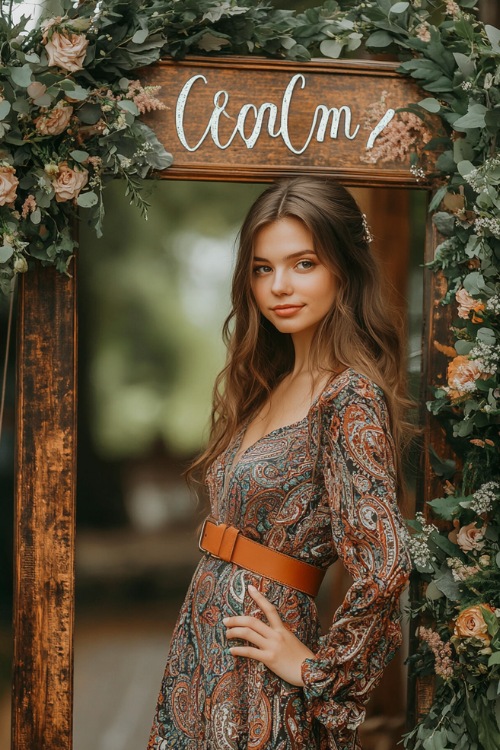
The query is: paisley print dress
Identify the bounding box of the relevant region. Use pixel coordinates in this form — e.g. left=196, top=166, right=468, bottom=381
left=148, top=368, right=411, bottom=750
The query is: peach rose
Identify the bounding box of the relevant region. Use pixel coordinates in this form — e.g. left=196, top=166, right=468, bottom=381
left=44, top=30, right=88, bottom=73
left=456, top=522, right=485, bottom=552
left=447, top=355, right=491, bottom=399
left=35, top=101, right=73, bottom=136
left=0, top=165, right=19, bottom=206
left=456, top=288, right=485, bottom=320
left=454, top=605, right=492, bottom=643
left=51, top=162, right=88, bottom=202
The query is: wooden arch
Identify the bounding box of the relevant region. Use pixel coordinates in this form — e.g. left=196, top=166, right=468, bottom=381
left=12, top=56, right=449, bottom=749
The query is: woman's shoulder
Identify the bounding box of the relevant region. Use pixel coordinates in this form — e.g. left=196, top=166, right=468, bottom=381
left=317, top=367, right=389, bottom=420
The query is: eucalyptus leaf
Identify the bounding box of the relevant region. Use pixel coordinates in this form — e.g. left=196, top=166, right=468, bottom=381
left=132, top=29, right=149, bottom=44
left=485, top=25, right=500, bottom=53
left=389, top=1, right=409, bottom=12
left=76, top=191, right=99, bottom=208
left=0, top=101, right=11, bottom=120
left=70, top=150, right=90, bottom=163
left=9, top=64, right=32, bottom=88
left=0, top=245, right=14, bottom=263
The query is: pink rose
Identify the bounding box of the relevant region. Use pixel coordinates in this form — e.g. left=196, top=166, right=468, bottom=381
left=446, top=355, right=492, bottom=400
left=456, top=522, right=485, bottom=552
left=35, top=101, right=73, bottom=136
left=44, top=30, right=89, bottom=73
left=454, top=605, right=492, bottom=643
left=456, top=288, right=485, bottom=320
left=0, top=165, right=19, bottom=205
left=51, top=162, right=88, bottom=202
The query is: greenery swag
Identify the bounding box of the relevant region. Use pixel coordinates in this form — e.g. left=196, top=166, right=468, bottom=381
left=0, top=0, right=499, bottom=747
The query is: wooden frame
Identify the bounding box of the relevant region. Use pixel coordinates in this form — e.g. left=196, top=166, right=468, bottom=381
left=11, top=57, right=447, bottom=749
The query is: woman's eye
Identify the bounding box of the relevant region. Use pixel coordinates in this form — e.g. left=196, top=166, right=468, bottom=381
left=296, top=260, right=315, bottom=270
left=253, top=265, right=272, bottom=275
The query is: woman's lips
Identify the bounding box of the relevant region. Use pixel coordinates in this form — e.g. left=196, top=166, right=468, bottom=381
left=272, top=305, right=304, bottom=317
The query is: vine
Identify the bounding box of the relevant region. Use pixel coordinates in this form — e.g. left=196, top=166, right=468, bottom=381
left=0, top=0, right=499, bottom=747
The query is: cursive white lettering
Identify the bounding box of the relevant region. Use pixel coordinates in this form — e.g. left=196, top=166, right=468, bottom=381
left=176, top=73, right=395, bottom=156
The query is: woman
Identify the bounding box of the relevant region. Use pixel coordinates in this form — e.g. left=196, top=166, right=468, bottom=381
left=148, top=177, right=412, bottom=750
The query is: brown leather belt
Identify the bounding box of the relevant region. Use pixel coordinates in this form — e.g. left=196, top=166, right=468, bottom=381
left=198, top=518, right=325, bottom=597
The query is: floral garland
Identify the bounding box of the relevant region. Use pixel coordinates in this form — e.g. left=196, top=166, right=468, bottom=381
left=0, top=0, right=499, bottom=746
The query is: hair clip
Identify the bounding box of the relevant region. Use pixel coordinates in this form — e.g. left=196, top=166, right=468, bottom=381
left=362, top=213, right=374, bottom=244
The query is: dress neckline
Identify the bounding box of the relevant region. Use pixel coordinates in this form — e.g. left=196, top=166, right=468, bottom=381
left=229, top=366, right=351, bottom=472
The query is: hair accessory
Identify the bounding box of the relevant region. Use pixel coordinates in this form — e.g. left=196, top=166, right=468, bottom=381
left=362, top=213, right=374, bottom=244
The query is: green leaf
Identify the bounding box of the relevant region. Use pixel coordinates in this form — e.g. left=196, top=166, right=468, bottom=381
left=485, top=25, right=500, bottom=53
left=117, top=99, right=139, bottom=116
left=76, top=191, right=99, bottom=208
left=453, top=104, right=488, bottom=131
left=428, top=495, right=460, bottom=520
left=0, top=245, right=14, bottom=262
left=453, top=52, right=475, bottom=78
left=319, top=39, right=344, bottom=58
left=132, top=29, right=149, bottom=44
left=425, top=580, right=444, bottom=601
left=390, top=1, right=409, bottom=12
left=366, top=30, right=393, bottom=48
left=419, top=97, right=441, bottom=113
left=30, top=208, right=41, bottom=225
left=0, top=100, right=11, bottom=120
left=63, top=85, right=88, bottom=101
left=477, top=327, right=497, bottom=345
left=9, top=64, right=32, bottom=88
left=433, top=211, right=455, bottom=235
left=70, top=150, right=89, bottom=163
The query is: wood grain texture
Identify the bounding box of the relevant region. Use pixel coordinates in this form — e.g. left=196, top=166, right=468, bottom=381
left=12, top=261, right=77, bottom=750
left=141, top=56, right=430, bottom=187
left=407, top=214, right=455, bottom=726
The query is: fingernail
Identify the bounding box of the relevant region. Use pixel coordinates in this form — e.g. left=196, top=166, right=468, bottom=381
left=248, top=584, right=256, bottom=592
left=222, top=617, right=229, bottom=624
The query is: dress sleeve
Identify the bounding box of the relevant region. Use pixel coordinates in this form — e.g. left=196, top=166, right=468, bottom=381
left=301, top=378, right=411, bottom=737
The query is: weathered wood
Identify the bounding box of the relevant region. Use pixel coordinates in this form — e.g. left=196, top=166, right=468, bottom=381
left=12, top=261, right=77, bottom=750
left=142, top=57, right=429, bottom=187
left=407, top=213, right=455, bottom=726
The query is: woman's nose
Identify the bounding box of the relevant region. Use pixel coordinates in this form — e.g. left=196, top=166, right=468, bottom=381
left=271, top=269, right=293, bottom=295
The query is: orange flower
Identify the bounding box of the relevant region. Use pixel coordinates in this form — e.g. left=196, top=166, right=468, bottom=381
left=456, top=288, right=485, bottom=320
left=454, top=605, right=493, bottom=643
left=447, top=355, right=488, bottom=400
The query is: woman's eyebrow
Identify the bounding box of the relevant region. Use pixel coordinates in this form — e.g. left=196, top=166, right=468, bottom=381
left=252, top=250, right=317, bottom=262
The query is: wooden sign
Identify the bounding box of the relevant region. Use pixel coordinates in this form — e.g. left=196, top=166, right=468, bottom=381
left=142, top=56, right=425, bottom=186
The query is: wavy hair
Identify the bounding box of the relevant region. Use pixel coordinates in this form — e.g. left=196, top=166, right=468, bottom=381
left=189, top=176, right=416, bottom=505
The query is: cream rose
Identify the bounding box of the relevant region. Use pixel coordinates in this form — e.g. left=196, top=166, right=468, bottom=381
left=456, top=522, right=485, bottom=552
left=0, top=166, right=19, bottom=206
left=44, top=30, right=89, bottom=73
left=35, top=101, right=73, bottom=136
left=454, top=605, right=491, bottom=643
left=447, top=355, right=492, bottom=399
left=52, top=163, right=88, bottom=203
left=456, top=287, right=485, bottom=319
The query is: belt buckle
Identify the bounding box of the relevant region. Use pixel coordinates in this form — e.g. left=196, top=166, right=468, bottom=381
left=198, top=516, right=213, bottom=554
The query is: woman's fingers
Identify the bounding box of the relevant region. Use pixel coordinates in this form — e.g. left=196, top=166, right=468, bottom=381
left=225, top=625, right=268, bottom=650
left=227, top=645, right=265, bottom=661
left=246, top=584, right=283, bottom=628
left=223, top=615, right=270, bottom=638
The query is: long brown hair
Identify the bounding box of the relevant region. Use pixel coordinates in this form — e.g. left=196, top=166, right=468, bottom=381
left=189, top=176, right=416, bottom=503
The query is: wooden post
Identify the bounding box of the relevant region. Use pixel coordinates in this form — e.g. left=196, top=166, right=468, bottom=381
left=11, top=261, right=77, bottom=750
left=406, top=213, right=454, bottom=727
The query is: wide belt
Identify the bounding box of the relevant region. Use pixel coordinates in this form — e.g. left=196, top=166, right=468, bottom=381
left=198, top=518, right=325, bottom=597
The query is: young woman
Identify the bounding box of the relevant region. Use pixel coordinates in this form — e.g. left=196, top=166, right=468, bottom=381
left=148, top=177, right=412, bottom=750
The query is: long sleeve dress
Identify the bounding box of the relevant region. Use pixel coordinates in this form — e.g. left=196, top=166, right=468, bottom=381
left=147, top=368, right=411, bottom=750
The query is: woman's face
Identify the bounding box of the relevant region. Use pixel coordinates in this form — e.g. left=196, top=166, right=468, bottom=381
left=251, top=217, right=337, bottom=338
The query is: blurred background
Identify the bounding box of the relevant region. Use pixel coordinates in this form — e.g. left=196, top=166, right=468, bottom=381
left=0, top=178, right=426, bottom=750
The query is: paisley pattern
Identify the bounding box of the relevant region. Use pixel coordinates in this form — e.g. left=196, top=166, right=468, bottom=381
left=147, top=369, right=411, bottom=750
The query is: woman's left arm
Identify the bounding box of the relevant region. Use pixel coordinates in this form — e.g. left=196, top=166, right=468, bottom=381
left=300, top=382, right=412, bottom=735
